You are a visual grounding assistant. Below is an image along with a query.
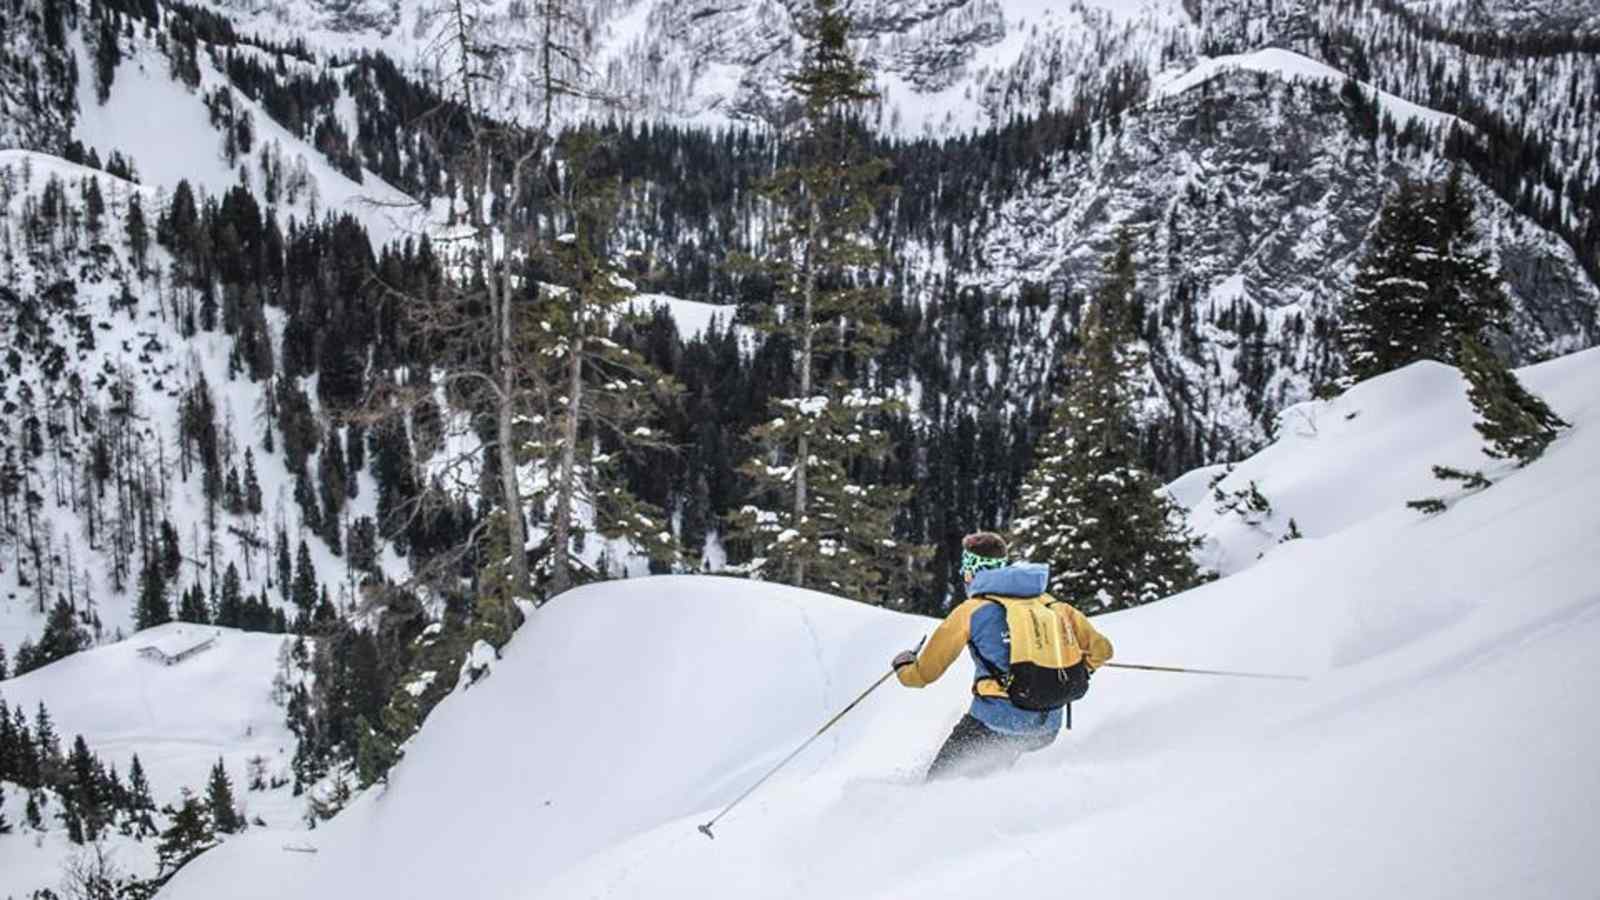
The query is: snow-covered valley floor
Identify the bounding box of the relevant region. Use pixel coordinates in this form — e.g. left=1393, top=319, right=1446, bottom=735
left=138, top=347, right=1600, bottom=899
left=0, top=625, right=301, bottom=892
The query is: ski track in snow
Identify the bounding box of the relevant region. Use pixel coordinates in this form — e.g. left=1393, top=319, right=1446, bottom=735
left=790, top=595, right=834, bottom=702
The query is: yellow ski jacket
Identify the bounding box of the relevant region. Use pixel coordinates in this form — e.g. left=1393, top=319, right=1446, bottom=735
left=897, top=593, right=1114, bottom=700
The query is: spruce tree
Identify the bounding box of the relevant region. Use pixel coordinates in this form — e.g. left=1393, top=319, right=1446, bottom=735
left=127, top=754, right=157, bottom=838
left=67, top=734, right=107, bottom=841
left=178, top=583, right=210, bottom=625
left=126, top=191, right=148, bottom=269
left=104, top=763, right=128, bottom=823
left=293, top=467, right=322, bottom=535
left=0, top=783, right=9, bottom=834
left=726, top=0, right=928, bottom=602
left=532, top=128, right=683, bottom=593
left=275, top=527, right=292, bottom=601
left=205, top=758, right=242, bottom=834
left=348, top=517, right=378, bottom=575
left=36, top=598, right=90, bottom=666
left=11, top=705, right=40, bottom=787
left=33, top=704, right=65, bottom=790
left=1428, top=168, right=1509, bottom=352
left=224, top=465, right=244, bottom=515
left=0, top=643, right=8, bottom=679
left=160, top=519, right=182, bottom=581
left=1458, top=335, right=1569, bottom=466
left=64, top=800, right=86, bottom=844
left=156, top=791, right=216, bottom=874
left=317, top=425, right=347, bottom=547
left=344, top=425, right=364, bottom=496
left=355, top=715, right=397, bottom=789
left=1342, top=172, right=1510, bottom=384
left=216, top=564, right=244, bottom=627
left=35, top=703, right=61, bottom=770
left=1342, top=180, right=1435, bottom=383
left=1012, top=233, right=1206, bottom=612
left=314, top=586, right=338, bottom=628
left=136, top=560, right=171, bottom=630
left=243, top=447, right=263, bottom=515
left=83, top=176, right=106, bottom=235
left=0, top=700, right=13, bottom=779
left=292, top=541, right=318, bottom=617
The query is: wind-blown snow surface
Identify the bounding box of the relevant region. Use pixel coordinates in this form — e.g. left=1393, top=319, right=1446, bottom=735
left=163, top=350, right=1600, bottom=899
left=1169, top=357, right=1554, bottom=577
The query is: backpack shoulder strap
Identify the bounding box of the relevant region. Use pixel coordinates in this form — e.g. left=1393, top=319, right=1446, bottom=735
left=966, top=596, right=1009, bottom=682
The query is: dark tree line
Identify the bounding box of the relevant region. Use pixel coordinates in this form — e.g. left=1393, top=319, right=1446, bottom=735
left=0, top=698, right=159, bottom=844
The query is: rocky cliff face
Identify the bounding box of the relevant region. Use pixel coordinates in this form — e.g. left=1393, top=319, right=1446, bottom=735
left=598, top=0, right=1192, bottom=133
left=1438, top=0, right=1600, bottom=35
left=934, top=70, right=1597, bottom=455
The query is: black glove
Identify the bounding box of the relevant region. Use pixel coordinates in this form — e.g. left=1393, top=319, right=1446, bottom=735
left=892, top=650, right=918, bottom=671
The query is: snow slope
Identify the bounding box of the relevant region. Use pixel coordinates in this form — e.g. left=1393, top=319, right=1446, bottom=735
left=1154, top=47, right=1465, bottom=132
left=0, top=146, right=408, bottom=655
left=72, top=34, right=426, bottom=247
left=0, top=624, right=298, bottom=814
left=157, top=347, right=1600, bottom=898
left=0, top=624, right=301, bottom=894
left=627, top=293, right=740, bottom=340
left=1172, top=359, right=1524, bottom=576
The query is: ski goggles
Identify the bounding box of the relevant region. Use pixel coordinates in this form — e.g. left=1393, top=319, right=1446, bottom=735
left=959, top=549, right=1006, bottom=579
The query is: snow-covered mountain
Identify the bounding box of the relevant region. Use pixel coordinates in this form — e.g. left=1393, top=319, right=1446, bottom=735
left=192, top=0, right=1194, bottom=135
left=156, top=346, right=1600, bottom=900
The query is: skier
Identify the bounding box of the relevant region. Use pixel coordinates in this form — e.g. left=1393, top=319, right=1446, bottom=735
left=892, top=532, right=1114, bottom=780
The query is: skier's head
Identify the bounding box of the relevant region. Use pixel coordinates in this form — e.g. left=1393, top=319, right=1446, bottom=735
left=959, top=532, right=1008, bottom=584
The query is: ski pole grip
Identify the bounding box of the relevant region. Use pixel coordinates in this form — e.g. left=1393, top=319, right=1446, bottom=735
left=892, top=635, right=927, bottom=671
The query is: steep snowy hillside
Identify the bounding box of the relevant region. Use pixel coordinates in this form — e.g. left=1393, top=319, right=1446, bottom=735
left=71, top=31, right=423, bottom=245
left=1198, top=0, right=1600, bottom=285
left=160, top=348, right=1600, bottom=899
left=0, top=148, right=407, bottom=653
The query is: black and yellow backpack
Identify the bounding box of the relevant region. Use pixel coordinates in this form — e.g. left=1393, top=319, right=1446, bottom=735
left=976, top=597, right=1092, bottom=711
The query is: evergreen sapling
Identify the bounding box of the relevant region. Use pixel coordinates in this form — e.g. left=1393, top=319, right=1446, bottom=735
left=1458, top=335, right=1568, bottom=466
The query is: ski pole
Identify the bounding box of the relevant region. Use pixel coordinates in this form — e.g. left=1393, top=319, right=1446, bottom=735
left=698, top=635, right=925, bottom=840
left=1102, top=661, right=1308, bottom=682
